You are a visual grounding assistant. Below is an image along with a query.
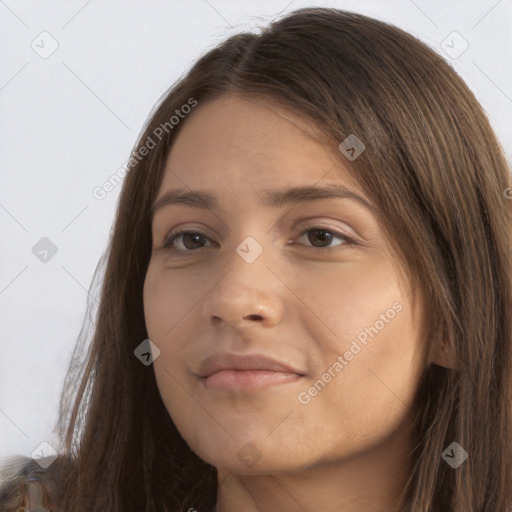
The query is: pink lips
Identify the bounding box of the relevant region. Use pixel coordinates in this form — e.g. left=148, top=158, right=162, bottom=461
left=198, top=353, right=306, bottom=392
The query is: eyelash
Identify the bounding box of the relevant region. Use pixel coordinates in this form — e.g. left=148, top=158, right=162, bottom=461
left=162, top=223, right=358, bottom=254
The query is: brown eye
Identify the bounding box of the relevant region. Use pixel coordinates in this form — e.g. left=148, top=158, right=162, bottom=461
left=305, top=228, right=335, bottom=247
left=163, top=229, right=213, bottom=251
left=295, top=225, right=357, bottom=250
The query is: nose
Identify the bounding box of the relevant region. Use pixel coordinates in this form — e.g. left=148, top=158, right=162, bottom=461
left=201, top=257, right=285, bottom=330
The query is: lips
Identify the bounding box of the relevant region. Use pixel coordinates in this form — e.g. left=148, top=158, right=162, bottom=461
left=204, top=369, right=302, bottom=392
left=197, top=352, right=306, bottom=378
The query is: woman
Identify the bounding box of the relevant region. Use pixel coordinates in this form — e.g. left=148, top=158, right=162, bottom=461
left=1, top=6, right=511, bottom=512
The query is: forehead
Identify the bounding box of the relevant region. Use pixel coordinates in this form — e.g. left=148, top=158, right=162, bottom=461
left=160, top=94, right=361, bottom=195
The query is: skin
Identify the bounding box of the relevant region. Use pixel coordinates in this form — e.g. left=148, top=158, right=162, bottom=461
left=143, top=94, right=440, bottom=512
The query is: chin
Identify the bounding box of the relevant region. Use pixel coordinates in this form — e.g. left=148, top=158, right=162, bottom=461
left=191, top=435, right=315, bottom=475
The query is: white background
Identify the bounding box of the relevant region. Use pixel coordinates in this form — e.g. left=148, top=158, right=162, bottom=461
left=1, top=0, right=511, bottom=467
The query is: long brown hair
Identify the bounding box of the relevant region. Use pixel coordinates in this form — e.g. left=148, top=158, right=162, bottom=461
left=2, top=7, right=511, bottom=511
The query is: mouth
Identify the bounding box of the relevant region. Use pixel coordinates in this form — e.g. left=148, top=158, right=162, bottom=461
left=202, top=369, right=304, bottom=392
left=197, top=352, right=307, bottom=393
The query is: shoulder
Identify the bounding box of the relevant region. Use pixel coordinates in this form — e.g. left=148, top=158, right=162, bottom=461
left=0, top=454, right=74, bottom=512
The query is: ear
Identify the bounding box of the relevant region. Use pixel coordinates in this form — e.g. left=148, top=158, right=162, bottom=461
left=429, top=339, right=457, bottom=370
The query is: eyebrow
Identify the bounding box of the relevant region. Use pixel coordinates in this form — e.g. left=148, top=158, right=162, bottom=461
left=150, top=184, right=376, bottom=217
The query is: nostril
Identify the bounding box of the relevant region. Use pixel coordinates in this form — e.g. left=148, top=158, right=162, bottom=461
left=245, top=314, right=263, bottom=321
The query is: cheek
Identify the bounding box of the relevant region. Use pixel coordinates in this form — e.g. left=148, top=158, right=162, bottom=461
left=352, top=312, right=421, bottom=400
left=143, top=266, right=189, bottom=338
left=143, top=272, right=192, bottom=440
left=143, top=268, right=195, bottom=409
left=295, top=264, right=423, bottom=440
left=290, top=250, right=397, bottom=323
left=312, top=300, right=423, bottom=436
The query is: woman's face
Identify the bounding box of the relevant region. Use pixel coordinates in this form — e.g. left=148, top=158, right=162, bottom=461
left=143, top=94, right=427, bottom=474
